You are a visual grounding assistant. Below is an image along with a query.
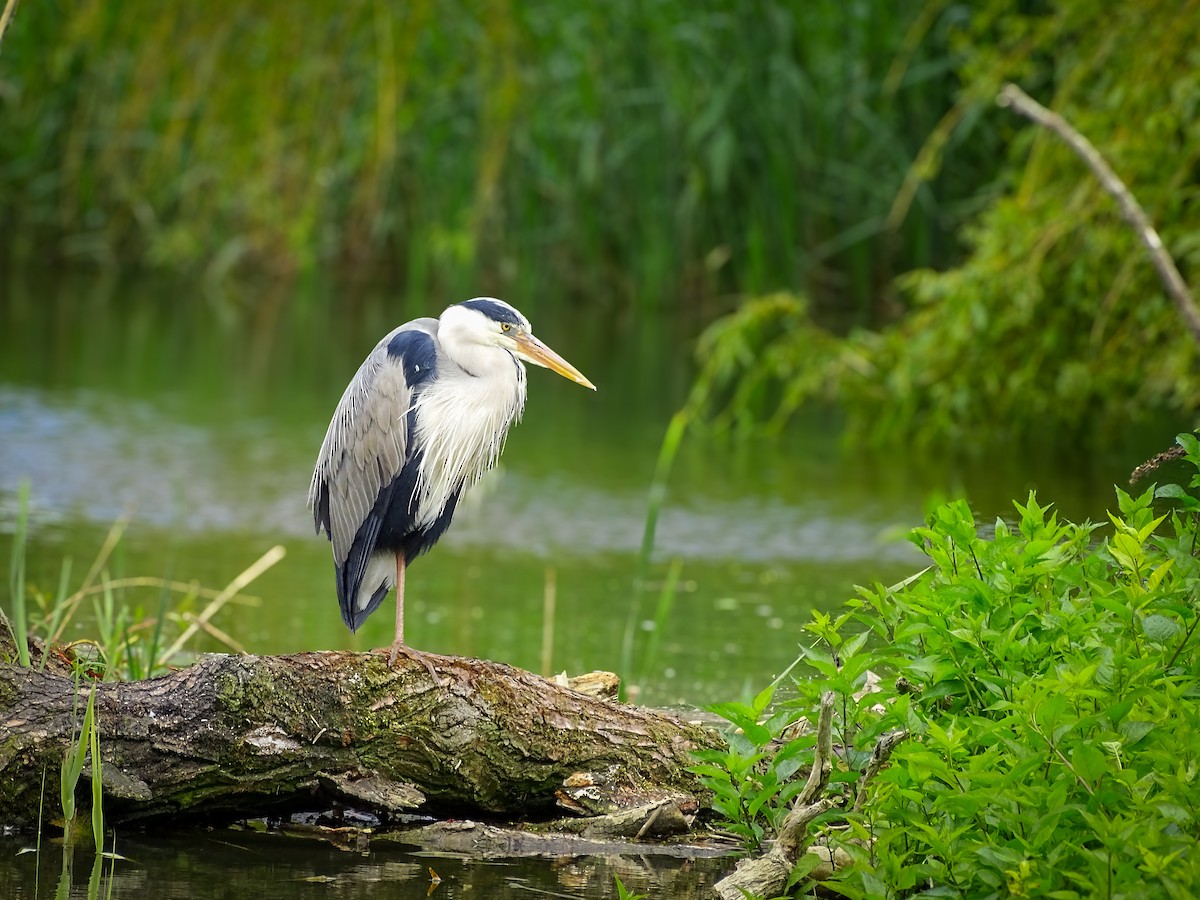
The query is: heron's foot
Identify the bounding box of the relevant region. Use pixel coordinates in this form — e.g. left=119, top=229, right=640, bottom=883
left=385, top=641, right=444, bottom=685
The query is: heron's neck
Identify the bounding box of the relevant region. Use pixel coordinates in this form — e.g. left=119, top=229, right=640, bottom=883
left=444, top=340, right=515, bottom=381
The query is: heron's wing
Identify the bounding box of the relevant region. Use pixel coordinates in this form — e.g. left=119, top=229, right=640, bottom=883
left=308, top=318, right=439, bottom=566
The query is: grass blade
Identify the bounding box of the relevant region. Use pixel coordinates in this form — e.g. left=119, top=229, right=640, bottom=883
left=9, top=480, right=31, bottom=666
left=90, top=693, right=104, bottom=855
left=156, top=544, right=285, bottom=665
left=61, top=684, right=96, bottom=844
left=621, top=409, right=691, bottom=684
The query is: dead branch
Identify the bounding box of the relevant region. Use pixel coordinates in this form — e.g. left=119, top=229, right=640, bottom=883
left=854, top=729, right=910, bottom=812
left=714, top=692, right=838, bottom=900
left=997, top=83, right=1200, bottom=345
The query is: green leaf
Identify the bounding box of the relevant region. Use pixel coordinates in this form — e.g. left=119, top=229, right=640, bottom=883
left=751, top=683, right=776, bottom=717
left=787, top=850, right=824, bottom=888
left=706, top=701, right=766, bottom=742
left=1146, top=559, right=1175, bottom=592
left=61, top=685, right=96, bottom=832
left=1141, top=614, right=1180, bottom=643
left=842, top=629, right=871, bottom=659
left=1154, top=484, right=1200, bottom=512
left=1105, top=700, right=1133, bottom=725
left=1119, top=720, right=1156, bottom=746
left=1070, top=742, right=1109, bottom=782
left=90, top=694, right=104, bottom=855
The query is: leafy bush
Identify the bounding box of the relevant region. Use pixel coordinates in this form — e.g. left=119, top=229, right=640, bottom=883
left=692, top=0, right=1200, bottom=446
left=690, top=683, right=815, bottom=851
left=699, top=434, right=1200, bottom=897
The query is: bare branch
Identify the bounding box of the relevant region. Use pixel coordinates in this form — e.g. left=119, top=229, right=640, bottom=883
left=0, top=0, right=20, bottom=54
left=997, top=83, right=1200, bottom=345
left=714, top=692, right=839, bottom=899
left=788, top=691, right=835, bottom=840
left=853, top=729, right=909, bottom=812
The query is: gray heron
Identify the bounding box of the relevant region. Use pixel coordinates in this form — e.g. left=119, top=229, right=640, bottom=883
left=308, top=298, right=595, bottom=669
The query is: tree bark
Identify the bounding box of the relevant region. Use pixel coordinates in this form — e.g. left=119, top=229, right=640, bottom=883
left=0, top=641, right=719, bottom=830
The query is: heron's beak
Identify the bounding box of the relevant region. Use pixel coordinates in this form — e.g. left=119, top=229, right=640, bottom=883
left=514, top=332, right=597, bottom=390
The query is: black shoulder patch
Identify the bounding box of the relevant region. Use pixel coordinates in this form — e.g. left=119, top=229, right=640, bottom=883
left=460, top=298, right=523, bottom=326
left=386, top=329, right=438, bottom=387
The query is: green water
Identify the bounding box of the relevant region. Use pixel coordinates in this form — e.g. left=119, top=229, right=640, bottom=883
left=0, top=273, right=1174, bottom=898
left=0, top=273, right=1169, bottom=699
left=0, top=273, right=933, bottom=702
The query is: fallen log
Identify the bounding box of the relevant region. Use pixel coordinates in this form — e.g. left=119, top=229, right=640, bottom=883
left=0, top=636, right=719, bottom=830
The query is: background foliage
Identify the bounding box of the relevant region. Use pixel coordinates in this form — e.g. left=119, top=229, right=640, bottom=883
left=1, top=1, right=1195, bottom=439
left=0, top=0, right=992, bottom=318
left=692, top=0, right=1200, bottom=446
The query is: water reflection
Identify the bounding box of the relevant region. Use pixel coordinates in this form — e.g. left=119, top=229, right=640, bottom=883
left=0, top=828, right=731, bottom=899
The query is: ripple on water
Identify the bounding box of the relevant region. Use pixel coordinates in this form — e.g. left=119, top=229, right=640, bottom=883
left=0, top=384, right=921, bottom=566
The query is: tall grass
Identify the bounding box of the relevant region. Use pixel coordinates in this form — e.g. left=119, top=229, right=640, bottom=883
left=59, top=684, right=96, bottom=848
left=4, top=485, right=284, bottom=679
left=56, top=682, right=115, bottom=899
left=5, top=486, right=275, bottom=896
left=621, top=407, right=693, bottom=698
left=0, top=1, right=995, bottom=321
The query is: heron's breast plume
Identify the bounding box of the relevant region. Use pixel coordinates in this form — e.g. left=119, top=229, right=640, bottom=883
left=409, top=366, right=526, bottom=527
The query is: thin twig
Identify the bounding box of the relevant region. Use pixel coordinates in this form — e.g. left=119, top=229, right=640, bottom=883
left=0, top=0, right=20, bottom=54
left=997, top=83, right=1200, bottom=345
left=48, top=514, right=134, bottom=645
left=1028, top=717, right=1095, bottom=796
left=853, top=729, right=910, bottom=811
left=540, top=566, right=556, bottom=677
left=177, top=613, right=249, bottom=656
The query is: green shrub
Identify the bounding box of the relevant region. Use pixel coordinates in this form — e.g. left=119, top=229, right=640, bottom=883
left=691, top=0, right=1200, bottom=446
left=690, top=683, right=815, bottom=851
left=700, top=434, right=1200, bottom=897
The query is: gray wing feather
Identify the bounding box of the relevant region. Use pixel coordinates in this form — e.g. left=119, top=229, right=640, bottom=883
left=308, top=318, right=438, bottom=565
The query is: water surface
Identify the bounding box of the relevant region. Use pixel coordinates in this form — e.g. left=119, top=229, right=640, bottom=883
left=0, top=827, right=730, bottom=899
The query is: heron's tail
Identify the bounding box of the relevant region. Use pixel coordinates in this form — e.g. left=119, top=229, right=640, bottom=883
left=337, top=551, right=394, bottom=632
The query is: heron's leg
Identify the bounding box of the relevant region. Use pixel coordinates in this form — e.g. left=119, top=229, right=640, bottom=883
left=394, top=550, right=407, bottom=646
left=386, top=552, right=442, bottom=683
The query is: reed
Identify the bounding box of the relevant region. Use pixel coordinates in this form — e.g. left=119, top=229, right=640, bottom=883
left=0, top=0, right=987, bottom=321
left=6, top=480, right=31, bottom=665
left=620, top=398, right=707, bottom=699
left=60, top=685, right=95, bottom=847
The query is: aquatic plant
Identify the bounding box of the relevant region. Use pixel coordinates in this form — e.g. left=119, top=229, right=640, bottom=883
left=613, top=874, right=647, bottom=900
left=621, top=408, right=692, bottom=698
left=3, top=482, right=283, bottom=679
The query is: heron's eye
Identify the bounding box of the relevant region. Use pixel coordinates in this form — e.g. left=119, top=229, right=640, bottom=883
left=501, top=323, right=511, bottom=332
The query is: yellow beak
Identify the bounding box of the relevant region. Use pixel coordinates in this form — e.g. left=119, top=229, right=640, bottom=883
left=513, top=332, right=597, bottom=390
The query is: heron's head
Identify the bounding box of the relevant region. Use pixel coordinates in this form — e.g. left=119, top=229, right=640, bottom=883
left=441, top=298, right=596, bottom=390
